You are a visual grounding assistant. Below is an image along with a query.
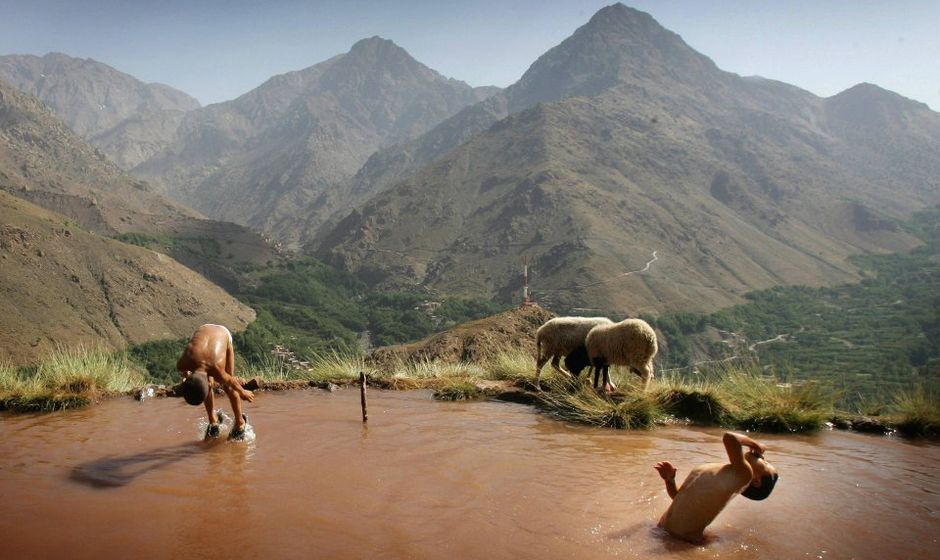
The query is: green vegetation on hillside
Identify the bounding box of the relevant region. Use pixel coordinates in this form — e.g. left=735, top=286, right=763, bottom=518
left=649, top=205, right=940, bottom=406
left=120, top=257, right=506, bottom=380
left=232, top=258, right=507, bottom=361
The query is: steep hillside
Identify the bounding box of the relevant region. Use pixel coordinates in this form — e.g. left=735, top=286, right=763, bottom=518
left=133, top=37, right=496, bottom=245
left=0, top=191, right=254, bottom=365
left=0, top=52, right=200, bottom=168
left=0, top=77, right=279, bottom=287
left=313, top=3, right=938, bottom=314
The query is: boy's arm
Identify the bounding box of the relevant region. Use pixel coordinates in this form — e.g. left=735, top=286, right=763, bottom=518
left=723, top=432, right=761, bottom=477
left=654, top=461, right=679, bottom=499
left=214, top=369, right=255, bottom=402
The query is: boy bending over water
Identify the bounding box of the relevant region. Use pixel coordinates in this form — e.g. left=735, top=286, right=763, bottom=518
left=654, top=431, right=778, bottom=543
left=177, top=324, right=254, bottom=440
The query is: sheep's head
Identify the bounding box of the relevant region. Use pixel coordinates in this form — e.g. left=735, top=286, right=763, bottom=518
left=564, top=345, right=590, bottom=376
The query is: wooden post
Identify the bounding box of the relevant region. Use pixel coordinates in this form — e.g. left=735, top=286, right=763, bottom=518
left=359, top=371, right=368, bottom=423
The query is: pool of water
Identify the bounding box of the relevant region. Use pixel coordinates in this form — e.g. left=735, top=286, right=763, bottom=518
left=1, top=389, right=938, bottom=559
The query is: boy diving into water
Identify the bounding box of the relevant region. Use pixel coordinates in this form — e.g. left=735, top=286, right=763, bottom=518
left=654, top=431, right=778, bottom=543
left=177, top=324, right=254, bottom=440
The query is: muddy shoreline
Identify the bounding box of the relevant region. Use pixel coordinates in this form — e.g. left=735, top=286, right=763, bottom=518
left=113, top=377, right=917, bottom=439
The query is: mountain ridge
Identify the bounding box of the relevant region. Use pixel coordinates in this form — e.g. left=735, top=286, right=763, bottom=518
left=0, top=76, right=279, bottom=290
left=0, top=52, right=200, bottom=168
left=311, top=3, right=939, bottom=314
left=132, top=36, right=499, bottom=245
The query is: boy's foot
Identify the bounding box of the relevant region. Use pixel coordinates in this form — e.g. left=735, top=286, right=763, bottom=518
left=205, top=423, right=221, bottom=439
left=228, top=414, right=251, bottom=441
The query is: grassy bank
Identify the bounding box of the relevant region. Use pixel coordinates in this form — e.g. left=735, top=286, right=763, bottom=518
left=3, top=347, right=937, bottom=437
left=0, top=346, right=145, bottom=412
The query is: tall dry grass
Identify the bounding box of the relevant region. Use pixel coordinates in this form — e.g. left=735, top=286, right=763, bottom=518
left=653, top=371, right=728, bottom=425
left=711, top=362, right=832, bottom=433
left=891, top=385, right=940, bottom=437
left=0, top=345, right=145, bottom=412
left=535, top=375, right=661, bottom=429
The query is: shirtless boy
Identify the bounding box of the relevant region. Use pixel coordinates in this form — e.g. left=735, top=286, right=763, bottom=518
left=177, top=324, right=254, bottom=440
left=654, top=431, right=778, bottom=543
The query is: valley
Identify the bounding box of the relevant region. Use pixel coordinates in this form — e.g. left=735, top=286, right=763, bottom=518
left=0, top=3, right=936, bottom=419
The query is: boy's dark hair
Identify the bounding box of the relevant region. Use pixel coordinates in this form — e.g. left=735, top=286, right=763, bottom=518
left=181, top=371, right=209, bottom=406
left=741, top=473, right=779, bottom=501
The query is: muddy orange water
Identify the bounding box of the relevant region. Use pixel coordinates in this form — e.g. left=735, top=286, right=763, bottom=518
left=1, top=390, right=938, bottom=559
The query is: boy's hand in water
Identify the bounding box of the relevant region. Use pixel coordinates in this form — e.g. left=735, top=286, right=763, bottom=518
left=655, top=461, right=677, bottom=481
left=240, top=388, right=255, bottom=402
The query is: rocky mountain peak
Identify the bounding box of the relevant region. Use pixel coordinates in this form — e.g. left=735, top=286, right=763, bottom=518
left=825, top=82, right=936, bottom=133
left=507, top=3, right=719, bottom=111
left=830, top=82, right=926, bottom=111
left=346, top=36, right=412, bottom=62
left=323, top=35, right=446, bottom=90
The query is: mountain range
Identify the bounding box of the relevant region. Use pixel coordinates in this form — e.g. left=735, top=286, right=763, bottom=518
left=309, top=4, right=940, bottom=314
left=132, top=37, right=498, bottom=246
left=1, top=2, right=939, bottom=356
left=0, top=52, right=200, bottom=168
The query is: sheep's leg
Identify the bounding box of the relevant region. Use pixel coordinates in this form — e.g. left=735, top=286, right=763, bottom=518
left=603, top=366, right=614, bottom=394
left=550, top=355, right=570, bottom=376
left=640, top=363, right=654, bottom=392
left=535, top=352, right=551, bottom=390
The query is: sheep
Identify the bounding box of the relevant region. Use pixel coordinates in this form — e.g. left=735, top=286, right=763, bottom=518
left=585, top=318, right=658, bottom=393
left=535, top=316, right=613, bottom=389
left=564, top=345, right=591, bottom=378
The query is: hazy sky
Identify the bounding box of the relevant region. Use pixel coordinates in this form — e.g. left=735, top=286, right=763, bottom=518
left=0, top=0, right=936, bottom=110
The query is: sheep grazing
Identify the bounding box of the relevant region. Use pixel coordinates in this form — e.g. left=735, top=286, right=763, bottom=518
left=585, top=318, right=658, bottom=393
left=535, top=317, right=613, bottom=389
left=564, top=345, right=591, bottom=378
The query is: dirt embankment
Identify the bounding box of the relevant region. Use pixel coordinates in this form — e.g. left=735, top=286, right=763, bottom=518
left=368, top=304, right=554, bottom=368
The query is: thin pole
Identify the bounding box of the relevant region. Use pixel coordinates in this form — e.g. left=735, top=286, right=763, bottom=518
left=522, top=255, right=530, bottom=306
left=359, top=371, right=368, bottom=423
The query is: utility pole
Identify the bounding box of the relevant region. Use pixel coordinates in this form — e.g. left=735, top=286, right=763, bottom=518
left=523, top=256, right=529, bottom=305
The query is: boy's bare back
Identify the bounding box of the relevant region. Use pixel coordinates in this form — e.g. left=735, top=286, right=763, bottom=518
left=177, top=324, right=254, bottom=435
left=654, top=432, right=778, bottom=543
left=657, top=462, right=751, bottom=542
left=177, top=324, right=233, bottom=379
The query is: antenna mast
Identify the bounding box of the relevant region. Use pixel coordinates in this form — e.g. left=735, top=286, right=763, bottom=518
left=522, top=255, right=532, bottom=306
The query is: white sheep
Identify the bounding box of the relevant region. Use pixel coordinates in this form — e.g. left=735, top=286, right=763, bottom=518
left=585, top=318, right=658, bottom=393
left=535, top=316, right=613, bottom=389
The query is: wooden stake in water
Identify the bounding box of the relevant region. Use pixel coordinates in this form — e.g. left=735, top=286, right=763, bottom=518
left=359, top=371, right=368, bottom=423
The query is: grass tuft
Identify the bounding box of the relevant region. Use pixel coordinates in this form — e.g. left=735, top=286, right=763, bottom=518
left=714, top=362, right=831, bottom=433
left=0, top=346, right=145, bottom=412
left=891, top=385, right=940, bottom=437
left=653, top=372, right=728, bottom=424
left=486, top=350, right=536, bottom=384
left=537, top=376, right=661, bottom=429
left=300, top=350, right=372, bottom=384
left=433, top=379, right=486, bottom=401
